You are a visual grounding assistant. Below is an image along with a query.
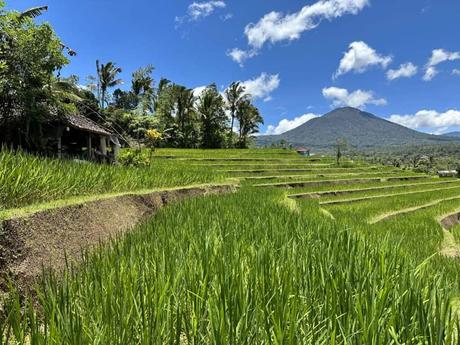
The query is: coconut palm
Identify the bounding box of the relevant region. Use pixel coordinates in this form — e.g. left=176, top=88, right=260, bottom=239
left=236, top=100, right=263, bottom=148
left=96, top=60, right=123, bottom=109
left=197, top=84, right=227, bottom=148
left=225, top=82, right=249, bottom=146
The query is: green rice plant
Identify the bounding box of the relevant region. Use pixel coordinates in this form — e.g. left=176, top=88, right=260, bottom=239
left=1, top=189, right=458, bottom=344
left=286, top=177, right=452, bottom=195
left=289, top=179, right=460, bottom=199
left=0, top=149, right=223, bottom=211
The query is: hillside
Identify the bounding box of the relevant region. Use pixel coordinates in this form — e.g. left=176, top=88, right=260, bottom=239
left=443, top=131, right=460, bottom=138
left=258, top=107, right=459, bottom=149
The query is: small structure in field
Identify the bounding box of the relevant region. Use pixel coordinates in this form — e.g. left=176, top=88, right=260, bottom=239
left=295, top=147, right=311, bottom=157
left=438, top=170, right=458, bottom=178
left=46, top=114, right=120, bottom=162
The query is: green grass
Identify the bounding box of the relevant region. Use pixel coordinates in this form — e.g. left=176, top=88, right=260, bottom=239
left=3, top=148, right=460, bottom=343
left=0, top=149, right=225, bottom=211
left=2, top=189, right=458, bottom=344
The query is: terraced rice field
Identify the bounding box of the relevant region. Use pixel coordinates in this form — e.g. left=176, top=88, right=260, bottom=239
left=3, top=148, right=460, bottom=344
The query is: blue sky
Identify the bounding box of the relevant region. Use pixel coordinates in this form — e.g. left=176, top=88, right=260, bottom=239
left=6, top=0, right=460, bottom=135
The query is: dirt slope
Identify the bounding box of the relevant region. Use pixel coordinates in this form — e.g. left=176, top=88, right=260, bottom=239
left=0, top=185, right=236, bottom=290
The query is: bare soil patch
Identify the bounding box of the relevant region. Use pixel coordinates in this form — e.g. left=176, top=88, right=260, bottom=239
left=440, top=212, right=460, bottom=231
left=0, top=185, right=236, bottom=291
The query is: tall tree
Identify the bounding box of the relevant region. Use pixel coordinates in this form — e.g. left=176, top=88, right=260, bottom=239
left=197, top=84, right=228, bottom=148
left=225, top=82, right=248, bottom=146
left=131, top=65, right=154, bottom=114
left=236, top=100, right=264, bottom=148
left=173, top=85, right=197, bottom=147
left=131, top=65, right=154, bottom=97
left=0, top=2, right=70, bottom=148
left=96, top=60, right=122, bottom=109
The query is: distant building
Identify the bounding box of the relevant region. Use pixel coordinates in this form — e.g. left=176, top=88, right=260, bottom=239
left=438, top=170, right=458, bottom=178
left=295, top=147, right=311, bottom=157
left=47, top=114, right=120, bottom=162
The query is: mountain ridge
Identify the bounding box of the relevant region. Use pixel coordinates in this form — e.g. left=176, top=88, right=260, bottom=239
left=258, top=107, right=459, bottom=149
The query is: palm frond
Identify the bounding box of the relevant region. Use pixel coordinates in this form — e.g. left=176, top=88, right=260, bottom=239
left=18, top=6, right=48, bottom=22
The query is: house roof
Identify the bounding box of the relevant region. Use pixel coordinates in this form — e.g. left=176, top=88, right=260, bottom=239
left=296, top=147, right=311, bottom=152
left=66, top=114, right=112, bottom=136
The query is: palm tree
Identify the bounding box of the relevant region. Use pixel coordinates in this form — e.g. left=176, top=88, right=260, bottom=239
left=236, top=100, right=264, bottom=148
left=173, top=86, right=197, bottom=147
left=225, top=82, right=248, bottom=146
left=197, top=84, right=227, bottom=148
left=96, top=60, right=123, bottom=109
left=131, top=65, right=154, bottom=97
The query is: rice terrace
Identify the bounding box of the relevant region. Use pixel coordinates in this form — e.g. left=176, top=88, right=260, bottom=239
left=1, top=148, right=460, bottom=343
left=3, top=0, right=460, bottom=344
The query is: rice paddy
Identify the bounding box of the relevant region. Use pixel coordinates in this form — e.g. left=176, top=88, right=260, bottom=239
left=2, top=148, right=460, bottom=344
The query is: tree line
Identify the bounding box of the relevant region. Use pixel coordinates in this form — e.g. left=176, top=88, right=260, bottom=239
left=0, top=3, right=264, bottom=152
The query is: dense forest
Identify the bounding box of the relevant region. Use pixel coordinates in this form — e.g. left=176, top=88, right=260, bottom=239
left=0, top=3, right=264, bottom=153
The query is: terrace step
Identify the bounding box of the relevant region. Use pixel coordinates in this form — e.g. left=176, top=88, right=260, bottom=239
left=289, top=180, right=458, bottom=199
left=319, top=185, right=460, bottom=206
left=370, top=195, right=460, bottom=224
left=222, top=168, right=334, bottom=174
left=254, top=176, right=429, bottom=189
left=245, top=170, right=403, bottom=181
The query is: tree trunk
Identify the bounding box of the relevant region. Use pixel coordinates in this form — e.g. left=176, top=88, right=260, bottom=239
left=230, top=114, right=235, bottom=147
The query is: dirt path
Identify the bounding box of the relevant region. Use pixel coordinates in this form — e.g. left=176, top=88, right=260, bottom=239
left=0, top=184, right=237, bottom=291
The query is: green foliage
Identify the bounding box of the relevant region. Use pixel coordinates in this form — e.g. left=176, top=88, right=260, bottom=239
left=236, top=99, right=263, bottom=148
left=0, top=3, right=70, bottom=148
left=197, top=84, right=228, bottom=148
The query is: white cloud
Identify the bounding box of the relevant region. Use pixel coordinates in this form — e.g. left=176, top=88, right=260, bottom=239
left=453, top=69, right=460, bottom=76
left=322, top=86, right=387, bottom=109
left=265, top=113, right=319, bottom=135
left=334, top=41, right=392, bottom=78
left=423, top=66, right=438, bottom=81
left=241, top=73, right=280, bottom=101
left=389, top=109, right=460, bottom=130
left=221, top=13, right=233, bottom=21
left=226, top=48, right=258, bottom=66
left=177, top=1, right=226, bottom=23
left=423, top=49, right=460, bottom=81
left=386, top=62, right=418, bottom=80
left=229, top=0, right=368, bottom=64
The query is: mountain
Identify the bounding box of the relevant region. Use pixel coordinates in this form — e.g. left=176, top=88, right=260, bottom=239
left=258, top=107, right=459, bottom=150
left=442, top=131, right=460, bottom=138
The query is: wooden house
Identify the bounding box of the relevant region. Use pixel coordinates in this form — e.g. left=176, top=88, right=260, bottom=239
left=49, top=114, right=120, bottom=162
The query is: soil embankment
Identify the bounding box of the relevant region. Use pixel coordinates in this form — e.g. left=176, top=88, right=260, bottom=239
left=0, top=184, right=236, bottom=290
